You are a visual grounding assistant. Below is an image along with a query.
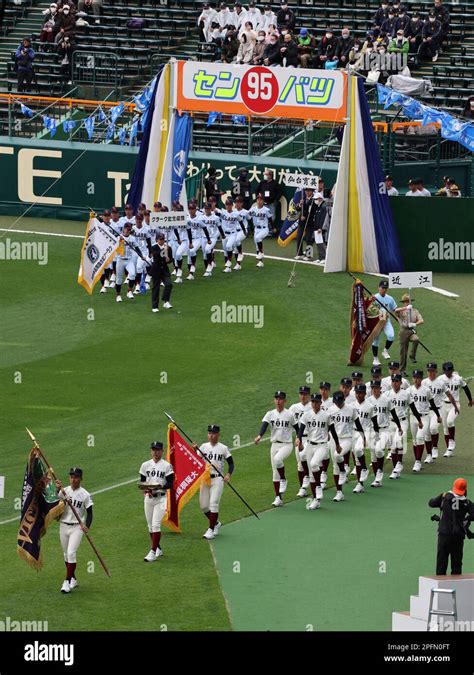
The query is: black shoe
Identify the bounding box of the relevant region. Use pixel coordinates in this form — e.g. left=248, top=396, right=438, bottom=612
left=409, top=356, right=417, bottom=363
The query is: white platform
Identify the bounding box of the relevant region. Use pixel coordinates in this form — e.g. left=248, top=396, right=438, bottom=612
left=392, top=575, right=474, bottom=631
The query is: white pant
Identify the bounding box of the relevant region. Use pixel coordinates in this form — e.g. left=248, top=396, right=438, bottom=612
left=441, top=402, right=459, bottom=434
left=188, top=239, right=202, bottom=257
left=59, top=522, right=84, bottom=563
left=308, top=442, right=329, bottom=477
left=199, top=476, right=224, bottom=513
left=330, top=437, right=352, bottom=474
left=234, top=230, right=246, bottom=247
left=254, top=227, right=269, bottom=244
left=203, top=237, right=217, bottom=255
left=425, top=410, right=440, bottom=441
left=271, top=442, right=293, bottom=481
left=116, top=258, right=136, bottom=284
left=175, top=241, right=189, bottom=261
left=370, top=429, right=390, bottom=461
left=352, top=433, right=366, bottom=461
left=133, top=251, right=148, bottom=274
left=390, top=418, right=408, bottom=452
left=144, top=495, right=167, bottom=533
left=222, top=233, right=237, bottom=253
left=294, top=442, right=304, bottom=472
left=410, top=413, right=431, bottom=445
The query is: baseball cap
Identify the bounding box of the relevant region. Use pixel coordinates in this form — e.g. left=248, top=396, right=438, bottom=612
left=355, top=384, right=366, bottom=393
left=102, top=209, right=111, bottom=216
left=256, top=192, right=264, bottom=199
left=453, top=478, right=467, bottom=496
left=274, top=390, right=286, bottom=399
left=111, top=206, right=119, bottom=213
left=391, top=374, right=402, bottom=382
left=69, top=467, right=83, bottom=477
left=300, top=28, right=308, bottom=36
left=203, top=202, right=212, bottom=209
left=311, top=393, right=322, bottom=402
left=188, top=202, right=197, bottom=210
left=208, top=424, right=220, bottom=433
left=125, top=203, right=133, bottom=210
left=153, top=201, right=162, bottom=208
left=332, top=391, right=344, bottom=404
left=385, top=175, right=393, bottom=181
left=442, top=361, right=454, bottom=372
left=412, top=369, right=424, bottom=378
left=370, top=380, right=381, bottom=388
left=156, top=232, right=165, bottom=240
left=379, top=279, right=389, bottom=289
left=235, top=196, right=243, bottom=203
left=389, top=361, right=400, bottom=369
left=427, top=362, right=437, bottom=370
left=371, top=366, right=382, bottom=375
left=340, top=378, right=352, bottom=387
left=225, top=197, right=234, bottom=205
left=122, top=221, right=133, bottom=229
left=150, top=441, right=164, bottom=450
left=351, top=371, right=363, bottom=379
left=319, top=381, right=331, bottom=390
left=299, top=386, right=311, bottom=394
left=135, top=213, right=143, bottom=221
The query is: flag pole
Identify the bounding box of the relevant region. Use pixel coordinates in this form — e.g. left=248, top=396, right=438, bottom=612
left=25, top=428, right=111, bottom=577
left=164, top=413, right=260, bottom=520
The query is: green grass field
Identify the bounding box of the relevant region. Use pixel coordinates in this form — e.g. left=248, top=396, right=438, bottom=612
left=0, top=216, right=472, bottom=631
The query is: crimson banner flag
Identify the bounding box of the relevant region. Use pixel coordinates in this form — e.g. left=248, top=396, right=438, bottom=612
left=163, top=424, right=206, bottom=533
left=348, top=281, right=385, bottom=366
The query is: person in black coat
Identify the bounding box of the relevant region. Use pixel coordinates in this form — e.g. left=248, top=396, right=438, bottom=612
left=316, top=29, right=337, bottom=68
left=231, top=167, right=252, bottom=209
left=420, top=12, right=442, bottom=61
left=335, top=28, right=354, bottom=67
left=279, top=33, right=298, bottom=67
left=373, top=2, right=389, bottom=31
left=276, top=2, right=295, bottom=32
left=204, top=167, right=224, bottom=201
left=406, top=13, right=424, bottom=56
left=263, top=35, right=281, bottom=66
left=432, top=0, right=450, bottom=39
left=429, top=478, right=474, bottom=575
left=381, top=10, right=398, bottom=39
left=255, top=169, right=282, bottom=227
left=149, top=232, right=173, bottom=313
left=395, top=7, right=411, bottom=35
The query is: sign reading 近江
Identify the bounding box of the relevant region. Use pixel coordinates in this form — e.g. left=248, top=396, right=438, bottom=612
left=176, top=61, right=347, bottom=121
left=284, top=172, right=320, bottom=189
left=150, top=212, right=187, bottom=228
left=388, top=271, right=433, bottom=289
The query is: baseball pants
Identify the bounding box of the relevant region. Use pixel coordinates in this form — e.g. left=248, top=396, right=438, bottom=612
left=175, top=241, right=189, bottom=262
left=425, top=410, right=440, bottom=441
left=144, top=495, right=167, bottom=533
left=203, top=237, right=218, bottom=255
left=134, top=252, right=149, bottom=274
left=115, top=258, right=136, bottom=285
left=410, top=413, right=431, bottom=445
left=234, top=230, right=246, bottom=247
left=370, top=429, right=390, bottom=462
left=59, top=522, right=84, bottom=563
left=199, top=476, right=224, bottom=514
left=309, top=442, right=329, bottom=475
left=254, top=227, right=269, bottom=245
left=330, top=437, right=352, bottom=474
left=372, top=321, right=395, bottom=347
left=271, top=441, right=293, bottom=481
left=352, top=434, right=367, bottom=464
left=390, top=418, right=408, bottom=452
left=222, top=233, right=237, bottom=253
left=441, top=402, right=459, bottom=435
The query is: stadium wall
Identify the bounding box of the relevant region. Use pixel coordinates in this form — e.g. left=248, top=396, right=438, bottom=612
left=0, top=137, right=472, bottom=273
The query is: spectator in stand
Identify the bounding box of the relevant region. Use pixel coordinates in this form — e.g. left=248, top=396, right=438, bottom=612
left=252, top=29, right=267, bottom=63
left=348, top=37, right=364, bottom=66
left=420, top=11, right=441, bottom=62
left=57, top=34, right=74, bottom=85
left=373, top=1, right=390, bottom=33
left=255, top=170, right=282, bottom=227
left=198, top=3, right=218, bottom=42
left=77, top=0, right=101, bottom=24
left=15, top=37, right=35, bottom=92
left=297, top=28, right=314, bottom=68
left=263, top=32, right=281, bottom=65
left=261, top=4, right=277, bottom=32
left=316, top=27, right=337, bottom=69
left=385, top=175, right=399, bottom=196
left=462, top=95, right=474, bottom=120
left=335, top=28, right=354, bottom=68
left=221, top=25, right=239, bottom=62
left=276, top=2, right=296, bottom=33
left=232, top=3, right=247, bottom=31
left=432, top=0, right=450, bottom=40
left=406, top=12, right=424, bottom=60
left=208, top=22, right=225, bottom=58
left=388, top=29, right=409, bottom=55
left=395, top=5, right=410, bottom=34
left=39, top=3, right=59, bottom=49
left=54, top=4, right=76, bottom=44
left=265, top=24, right=279, bottom=43
left=279, top=32, right=298, bottom=67
left=204, top=167, right=225, bottom=201
left=241, top=20, right=257, bottom=43
left=217, top=2, right=233, bottom=29
left=246, top=2, right=262, bottom=32
left=381, top=8, right=398, bottom=39
left=236, top=31, right=255, bottom=63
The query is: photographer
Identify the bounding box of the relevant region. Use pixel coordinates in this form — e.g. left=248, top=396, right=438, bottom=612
left=15, top=38, right=35, bottom=93
left=429, top=478, right=474, bottom=575
left=57, top=34, right=74, bottom=85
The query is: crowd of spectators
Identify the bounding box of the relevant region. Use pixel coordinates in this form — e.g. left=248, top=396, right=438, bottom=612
left=385, top=174, right=462, bottom=197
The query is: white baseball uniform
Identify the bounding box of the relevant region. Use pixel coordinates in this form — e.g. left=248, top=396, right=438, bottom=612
left=381, top=375, right=410, bottom=393
left=289, top=400, right=311, bottom=471
left=115, top=233, right=137, bottom=284
left=387, top=387, right=412, bottom=452
left=423, top=375, right=449, bottom=439
left=220, top=209, right=241, bottom=252
left=353, top=398, right=376, bottom=459
left=409, top=383, right=434, bottom=444
left=248, top=205, right=272, bottom=245
left=199, top=442, right=232, bottom=513
left=59, top=486, right=93, bottom=563
left=262, top=408, right=296, bottom=481
left=367, top=392, right=395, bottom=458
left=328, top=403, right=359, bottom=473
left=299, top=408, right=331, bottom=476
left=439, top=372, right=466, bottom=434
left=139, top=458, right=174, bottom=533
left=132, top=224, right=151, bottom=273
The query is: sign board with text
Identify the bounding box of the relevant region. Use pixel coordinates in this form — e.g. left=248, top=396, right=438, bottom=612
left=388, top=271, right=433, bottom=288
left=150, top=212, right=186, bottom=228
left=284, top=172, right=320, bottom=189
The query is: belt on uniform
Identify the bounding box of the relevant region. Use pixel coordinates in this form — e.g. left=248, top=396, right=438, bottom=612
left=378, top=426, right=389, bottom=430
left=224, top=231, right=233, bottom=235
left=273, top=440, right=288, bottom=443
left=310, top=441, right=326, bottom=445
left=210, top=473, right=220, bottom=479
left=62, top=522, right=79, bottom=526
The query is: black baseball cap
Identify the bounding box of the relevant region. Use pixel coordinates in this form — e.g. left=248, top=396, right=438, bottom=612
left=355, top=384, right=366, bottom=393
left=125, top=203, right=133, bottom=210
left=102, top=209, right=111, bottom=217
left=235, top=196, right=243, bottom=203
left=351, top=371, right=363, bottom=379
left=340, top=377, right=352, bottom=387
left=135, top=213, right=143, bottom=221
left=311, top=393, right=322, bottom=402
left=69, top=467, right=83, bottom=477
left=188, top=202, right=197, bottom=209
left=370, top=380, right=381, bottom=388
left=208, top=424, right=220, bottom=433
left=379, top=279, right=389, bottom=289
left=427, top=362, right=437, bottom=370
left=299, top=386, right=310, bottom=394
left=332, top=391, right=345, bottom=404
left=274, top=390, right=286, bottom=399
left=442, top=362, right=454, bottom=372
left=225, top=197, right=234, bottom=205
left=320, top=381, right=331, bottom=389
left=412, top=369, right=424, bottom=378
left=203, top=202, right=212, bottom=209
left=389, top=361, right=400, bottom=369
left=156, top=232, right=165, bottom=240
left=371, top=366, right=382, bottom=375
left=150, top=441, right=164, bottom=450
left=391, top=374, right=402, bottom=382
left=123, top=222, right=133, bottom=229
left=385, top=175, right=393, bottom=181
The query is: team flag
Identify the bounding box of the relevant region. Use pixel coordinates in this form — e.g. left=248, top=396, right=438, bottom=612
left=277, top=189, right=304, bottom=247
left=17, top=449, right=64, bottom=570
left=163, top=424, right=206, bottom=533
left=348, top=280, right=386, bottom=366
left=77, top=214, right=121, bottom=294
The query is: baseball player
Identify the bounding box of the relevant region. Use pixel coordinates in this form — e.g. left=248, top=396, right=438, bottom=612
left=289, top=386, right=312, bottom=497
left=351, top=371, right=364, bottom=392
left=367, top=381, right=403, bottom=487
left=55, top=467, right=93, bottom=593
left=220, top=198, right=241, bottom=273
left=318, top=381, right=333, bottom=486
left=115, top=222, right=137, bottom=302
left=340, top=377, right=356, bottom=405
left=328, top=391, right=365, bottom=501
left=297, top=393, right=341, bottom=509
left=186, top=203, right=211, bottom=281
left=439, top=361, right=473, bottom=457
left=131, top=213, right=152, bottom=294
left=233, top=195, right=249, bottom=270
left=366, top=365, right=383, bottom=396
left=255, top=391, right=299, bottom=507
left=107, top=206, right=123, bottom=285
left=248, top=194, right=272, bottom=268
left=200, top=202, right=221, bottom=277
left=193, top=424, right=234, bottom=540
left=118, top=203, right=136, bottom=230
left=387, top=373, right=422, bottom=478
left=371, top=279, right=397, bottom=366
left=409, top=370, right=441, bottom=472
left=352, top=384, right=379, bottom=493
left=139, top=441, right=174, bottom=561
left=423, top=362, right=458, bottom=461
left=98, top=210, right=114, bottom=293
left=174, top=212, right=193, bottom=284
left=381, top=361, right=410, bottom=392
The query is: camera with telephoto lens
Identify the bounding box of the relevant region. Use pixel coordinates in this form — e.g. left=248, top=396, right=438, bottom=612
left=431, top=514, right=440, bottom=523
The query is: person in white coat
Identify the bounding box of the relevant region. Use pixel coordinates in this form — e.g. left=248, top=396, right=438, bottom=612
left=198, top=3, right=218, bottom=41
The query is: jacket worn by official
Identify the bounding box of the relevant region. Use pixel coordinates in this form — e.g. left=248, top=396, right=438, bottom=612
left=149, top=243, right=171, bottom=278
left=429, top=491, right=474, bottom=538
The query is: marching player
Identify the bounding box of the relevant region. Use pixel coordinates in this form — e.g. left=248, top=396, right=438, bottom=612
left=115, top=222, right=137, bottom=302
left=367, top=381, right=403, bottom=487
left=55, top=467, right=93, bottom=593
left=351, top=371, right=364, bottom=392
left=328, top=391, right=365, bottom=501
left=352, top=384, right=379, bottom=493
left=366, top=365, right=383, bottom=396
left=139, top=441, right=174, bottom=561
left=439, top=361, right=473, bottom=457
left=289, top=386, right=311, bottom=497
left=255, top=391, right=299, bottom=507
left=193, top=424, right=234, bottom=540
left=131, top=213, right=152, bottom=294
left=297, top=393, right=341, bottom=510
left=200, top=202, right=221, bottom=277
left=220, top=198, right=241, bottom=273
left=423, top=362, right=457, bottom=461
left=118, top=203, right=136, bottom=229
left=409, top=370, right=441, bottom=472
left=174, top=212, right=193, bottom=284
left=340, top=377, right=356, bottom=405
left=387, top=374, right=423, bottom=478
left=248, top=193, right=272, bottom=267
left=319, top=381, right=333, bottom=486
left=381, top=361, right=410, bottom=392
left=186, top=203, right=210, bottom=281
left=99, top=209, right=113, bottom=293
left=371, top=279, right=397, bottom=365
left=233, top=195, right=249, bottom=270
